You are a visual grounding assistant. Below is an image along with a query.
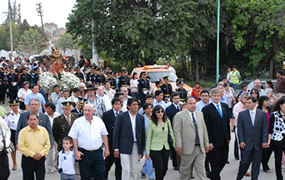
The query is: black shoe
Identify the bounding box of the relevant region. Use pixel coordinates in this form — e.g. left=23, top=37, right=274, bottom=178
left=174, top=166, right=179, bottom=171
left=226, top=161, right=230, bottom=164
left=206, top=171, right=211, bottom=179
left=2, top=101, right=4, bottom=104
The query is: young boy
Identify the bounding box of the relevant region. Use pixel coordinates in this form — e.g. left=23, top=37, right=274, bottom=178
left=191, top=82, right=202, bottom=102
left=58, top=136, right=76, bottom=180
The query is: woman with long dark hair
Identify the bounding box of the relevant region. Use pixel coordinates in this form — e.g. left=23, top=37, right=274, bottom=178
left=257, top=96, right=272, bottom=173
left=250, top=88, right=260, bottom=102
left=268, top=98, right=285, bottom=179
left=130, top=72, right=138, bottom=98
left=145, top=105, right=175, bottom=180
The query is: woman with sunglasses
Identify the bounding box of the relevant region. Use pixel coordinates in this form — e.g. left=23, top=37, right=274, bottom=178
left=257, top=96, right=272, bottom=173
left=268, top=98, right=285, bottom=180
left=250, top=88, right=260, bottom=101
left=146, top=105, right=175, bottom=180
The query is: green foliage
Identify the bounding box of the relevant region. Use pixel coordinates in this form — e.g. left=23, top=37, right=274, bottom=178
left=17, top=28, right=45, bottom=55
left=54, top=33, right=79, bottom=51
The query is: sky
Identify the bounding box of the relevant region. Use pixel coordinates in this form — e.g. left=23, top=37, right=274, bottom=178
left=0, top=0, right=77, bottom=28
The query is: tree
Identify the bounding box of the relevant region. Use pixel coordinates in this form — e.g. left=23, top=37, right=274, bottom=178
left=17, top=28, right=45, bottom=55
left=54, top=33, right=79, bottom=52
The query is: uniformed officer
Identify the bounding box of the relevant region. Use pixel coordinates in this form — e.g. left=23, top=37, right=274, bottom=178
left=31, top=66, right=40, bottom=85
left=19, top=67, right=31, bottom=86
left=7, top=66, right=18, bottom=100
left=71, top=97, right=87, bottom=117
left=118, top=68, right=130, bottom=89
left=86, top=66, right=96, bottom=83
left=138, top=71, right=150, bottom=105
left=0, top=67, right=6, bottom=104
left=175, top=80, right=188, bottom=102
left=5, top=100, right=21, bottom=170
left=106, top=71, right=116, bottom=90
left=74, top=67, right=84, bottom=80
left=52, top=101, right=78, bottom=151
left=160, top=76, right=172, bottom=102
left=95, top=68, right=106, bottom=86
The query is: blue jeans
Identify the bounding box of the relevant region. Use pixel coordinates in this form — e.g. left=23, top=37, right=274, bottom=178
left=142, top=151, right=155, bottom=179
left=231, top=83, right=238, bottom=89
left=61, top=173, right=76, bottom=180
left=78, top=148, right=105, bottom=180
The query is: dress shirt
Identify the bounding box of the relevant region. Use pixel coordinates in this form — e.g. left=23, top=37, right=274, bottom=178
left=249, top=108, right=256, bottom=126
left=56, top=97, right=68, bottom=114
left=97, top=94, right=112, bottom=111
left=104, top=88, right=116, bottom=100
left=128, top=111, right=137, bottom=142
left=153, top=99, right=167, bottom=110
left=196, top=100, right=208, bottom=112
left=233, top=101, right=246, bottom=126
left=67, top=96, right=78, bottom=103
left=68, top=116, right=108, bottom=151
left=173, top=103, right=180, bottom=111
left=5, top=110, right=20, bottom=130
left=45, top=112, right=60, bottom=127
left=63, top=114, right=72, bottom=126
left=0, top=117, right=11, bottom=151
left=212, top=102, right=222, bottom=116
left=51, top=92, right=60, bottom=106
left=87, top=96, right=106, bottom=118
left=18, top=125, right=50, bottom=157
left=113, top=109, right=119, bottom=117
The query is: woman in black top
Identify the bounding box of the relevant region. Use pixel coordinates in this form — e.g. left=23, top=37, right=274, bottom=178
left=268, top=98, right=285, bottom=180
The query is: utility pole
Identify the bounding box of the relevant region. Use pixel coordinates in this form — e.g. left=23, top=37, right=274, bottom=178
left=8, top=0, right=13, bottom=58
left=216, top=0, right=220, bottom=83
left=36, top=2, right=47, bottom=48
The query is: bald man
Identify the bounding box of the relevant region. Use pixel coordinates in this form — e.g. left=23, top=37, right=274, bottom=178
left=69, top=104, right=110, bottom=179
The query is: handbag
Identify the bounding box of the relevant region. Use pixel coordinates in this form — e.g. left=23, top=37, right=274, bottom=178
left=167, top=121, right=174, bottom=147
left=0, top=124, right=15, bottom=154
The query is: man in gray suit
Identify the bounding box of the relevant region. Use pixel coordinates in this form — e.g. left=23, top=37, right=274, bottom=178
left=16, top=98, right=53, bottom=147
left=174, top=96, right=209, bottom=180
left=236, top=96, right=268, bottom=180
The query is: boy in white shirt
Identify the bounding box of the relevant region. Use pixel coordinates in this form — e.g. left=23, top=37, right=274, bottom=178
left=58, top=136, right=76, bottom=180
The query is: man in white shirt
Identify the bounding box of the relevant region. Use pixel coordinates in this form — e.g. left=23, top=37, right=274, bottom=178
left=51, top=85, right=61, bottom=106
left=121, top=86, right=132, bottom=112
left=254, top=79, right=267, bottom=96
left=153, top=90, right=167, bottom=110
left=196, top=90, right=210, bottom=112
left=104, top=81, right=116, bottom=100
left=56, top=90, right=70, bottom=114
left=68, top=104, right=110, bottom=179
left=67, top=87, right=81, bottom=103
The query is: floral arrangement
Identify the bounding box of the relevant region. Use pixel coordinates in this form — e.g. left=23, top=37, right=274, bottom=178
left=39, top=71, right=80, bottom=93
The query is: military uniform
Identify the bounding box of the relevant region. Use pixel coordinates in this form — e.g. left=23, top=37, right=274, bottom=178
left=96, top=74, right=106, bottom=86
left=0, top=69, right=6, bottom=103
left=32, top=73, right=39, bottom=85
left=138, top=77, right=150, bottom=105
left=74, top=71, right=84, bottom=80
left=106, top=77, right=117, bottom=90
left=7, top=72, right=18, bottom=100
left=118, top=75, right=130, bottom=89
left=161, top=83, right=172, bottom=101
left=176, top=87, right=188, bottom=102
left=19, top=72, right=31, bottom=86
left=5, top=109, right=21, bottom=145
left=52, top=113, right=79, bottom=151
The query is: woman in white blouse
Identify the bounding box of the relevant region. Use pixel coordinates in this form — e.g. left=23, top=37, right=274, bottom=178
left=17, top=81, right=32, bottom=110
left=130, top=72, right=139, bottom=98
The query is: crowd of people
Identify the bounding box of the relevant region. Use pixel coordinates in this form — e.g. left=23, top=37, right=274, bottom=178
left=1, top=56, right=285, bottom=180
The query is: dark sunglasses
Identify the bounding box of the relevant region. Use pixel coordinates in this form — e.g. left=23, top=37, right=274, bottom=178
left=156, top=110, right=164, bottom=114
left=251, top=92, right=258, bottom=94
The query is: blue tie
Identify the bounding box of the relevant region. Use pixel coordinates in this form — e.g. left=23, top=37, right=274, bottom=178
left=176, top=105, right=180, bottom=112
left=216, top=104, right=223, bottom=118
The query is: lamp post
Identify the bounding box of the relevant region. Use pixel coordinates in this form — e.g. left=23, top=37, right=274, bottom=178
left=216, top=0, right=220, bottom=82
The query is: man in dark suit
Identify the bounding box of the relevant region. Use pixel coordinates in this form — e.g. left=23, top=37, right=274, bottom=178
left=16, top=98, right=53, bottom=147
left=52, top=101, right=78, bottom=151
left=71, top=97, right=87, bottom=117
left=113, top=98, right=145, bottom=180
left=165, top=92, right=181, bottom=170
left=236, top=96, right=268, bottom=180
left=202, top=88, right=231, bottom=180
left=103, top=97, right=122, bottom=180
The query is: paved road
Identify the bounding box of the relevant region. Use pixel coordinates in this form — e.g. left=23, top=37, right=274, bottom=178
left=1, top=98, right=279, bottom=180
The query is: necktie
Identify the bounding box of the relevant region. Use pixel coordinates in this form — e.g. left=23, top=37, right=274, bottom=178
left=216, top=104, right=223, bottom=118
left=67, top=116, right=71, bottom=126
left=115, top=112, right=118, bottom=117
left=251, top=111, right=255, bottom=126
left=192, top=113, right=200, bottom=145
left=176, top=105, right=180, bottom=112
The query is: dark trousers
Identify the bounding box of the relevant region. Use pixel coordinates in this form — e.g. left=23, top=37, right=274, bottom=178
left=0, top=150, right=10, bottom=180
left=0, top=86, right=6, bottom=101
left=22, top=155, right=45, bottom=180
left=236, top=148, right=262, bottom=180
left=150, top=148, right=170, bottom=180
left=234, top=126, right=239, bottom=160
left=78, top=148, right=105, bottom=180
left=261, top=142, right=273, bottom=171
left=8, top=86, right=17, bottom=100
left=104, top=148, right=122, bottom=180
left=138, top=93, right=145, bottom=106
left=208, top=143, right=228, bottom=180
left=271, top=139, right=285, bottom=180
left=20, top=101, right=26, bottom=110
left=170, top=145, right=178, bottom=168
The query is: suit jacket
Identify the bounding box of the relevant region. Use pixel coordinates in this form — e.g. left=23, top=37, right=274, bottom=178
left=102, top=109, right=122, bottom=148
left=16, top=111, right=53, bottom=145
left=113, top=111, right=145, bottom=155
left=165, top=103, right=179, bottom=124
left=173, top=110, right=209, bottom=155
left=52, top=113, right=79, bottom=151
left=71, top=108, right=83, bottom=117
left=237, top=109, right=268, bottom=151
left=202, top=102, right=231, bottom=147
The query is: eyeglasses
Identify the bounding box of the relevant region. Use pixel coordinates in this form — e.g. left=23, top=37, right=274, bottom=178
left=251, top=92, right=258, bottom=94
left=156, top=110, right=164, bottom=114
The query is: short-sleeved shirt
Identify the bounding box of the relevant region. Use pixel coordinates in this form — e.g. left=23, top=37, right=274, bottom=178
left=24, top=93, right=46, bottom=112
left=68, top=116, right=108, bottom=151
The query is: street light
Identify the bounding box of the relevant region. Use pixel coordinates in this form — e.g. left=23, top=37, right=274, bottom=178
left=216, top=0, right=220, bottom=82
